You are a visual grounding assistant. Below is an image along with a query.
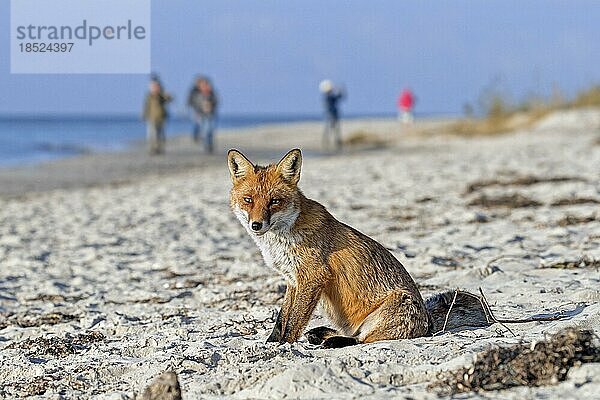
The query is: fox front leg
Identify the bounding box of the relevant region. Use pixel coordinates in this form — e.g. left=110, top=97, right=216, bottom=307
left=281, top=282, right=322, bottom=343
left=266, top=285, right=296, bottom=343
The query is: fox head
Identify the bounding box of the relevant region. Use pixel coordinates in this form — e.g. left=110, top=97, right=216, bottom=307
left=228, top=149, right=302, bottom=236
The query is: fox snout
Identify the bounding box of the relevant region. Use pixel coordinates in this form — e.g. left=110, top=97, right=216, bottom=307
left=249, top=218, right=271, bottom=235
left=232, top=204, right=273, bottom=235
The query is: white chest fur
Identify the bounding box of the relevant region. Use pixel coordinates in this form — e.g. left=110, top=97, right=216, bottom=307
left=233, top=204, right=301, bottom=284
left=253, top=231, right=299, bottom=284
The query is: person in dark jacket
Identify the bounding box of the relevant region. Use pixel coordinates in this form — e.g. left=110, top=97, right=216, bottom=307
left=143, top=76, right=173, bottom=155
left=188, top=76, right=219, bottom=153
left=319, top=79, right=345, bottom=150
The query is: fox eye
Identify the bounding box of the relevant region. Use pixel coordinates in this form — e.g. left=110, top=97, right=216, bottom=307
left=243, top=197, right=253, bottom=204
left=269, top=198, right=281, bottom=206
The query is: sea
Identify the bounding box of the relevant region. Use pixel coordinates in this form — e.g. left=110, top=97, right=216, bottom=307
left=0, top=114, right=324, bottom=167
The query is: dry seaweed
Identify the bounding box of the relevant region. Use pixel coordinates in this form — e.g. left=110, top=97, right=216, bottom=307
left=415, top=196, right=434, bottom=203
left=0, top=312, right=13, bottom=330
left=17, top=312, right=78, bottom=327
left=551, top=197, right=600, bottom=206
left=8, top=331, right=104, bottom=358
left=468, top=193, right=542, bottom=208
left=0, top=312, right=78, bottom=330
left=466, top=175, right=585, bottom=194
left=540, top=256, right=600, bottom=270
left=26, top=293, right=88, bottom=303
left=2, top=371, right=91, bottom=398
left=434, top=328, right=600, bottom=394
left=556, top=214, right=598, bottom=226
left=6, top=376, right=54, bottom=397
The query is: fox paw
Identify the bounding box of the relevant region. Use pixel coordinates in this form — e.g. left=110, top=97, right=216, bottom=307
left=305, top=326, right=338, bottom=345
left=322, top=336, right=358, bottom=349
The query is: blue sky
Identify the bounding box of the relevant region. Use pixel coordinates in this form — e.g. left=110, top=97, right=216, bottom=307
left=1, top=0, right=599, bottom=116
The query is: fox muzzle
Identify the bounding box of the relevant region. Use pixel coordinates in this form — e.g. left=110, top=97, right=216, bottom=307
left=248, top=218, right=271, bottom=235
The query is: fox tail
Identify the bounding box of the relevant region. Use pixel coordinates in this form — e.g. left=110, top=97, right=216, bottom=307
left=424, top=290, right=492, bottom=334
left=425, top=289, right=568, bottom=335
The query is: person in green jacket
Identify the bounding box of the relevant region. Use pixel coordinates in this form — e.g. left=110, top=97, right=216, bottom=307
left=143, top=76, right=173, bottom=155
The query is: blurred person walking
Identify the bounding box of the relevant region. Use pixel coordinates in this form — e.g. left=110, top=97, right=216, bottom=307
left=319, top=80, right=345, bottom=150
left=397, top=88, right=415, bottom=124
left=188, top=76, right=219, bottom=153
left=143, top=75, right=173, bottom=155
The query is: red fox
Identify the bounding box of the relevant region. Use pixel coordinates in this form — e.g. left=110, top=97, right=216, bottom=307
left=227, top=149, right=530, bottom=348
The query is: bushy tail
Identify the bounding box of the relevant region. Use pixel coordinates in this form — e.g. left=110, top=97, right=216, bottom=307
left=425, top=290, right=491, bottom=335
left=425, top=289, right=570, bottom=335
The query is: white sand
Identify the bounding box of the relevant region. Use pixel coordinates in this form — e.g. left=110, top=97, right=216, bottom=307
left=0, top=112, right=599, bottom=399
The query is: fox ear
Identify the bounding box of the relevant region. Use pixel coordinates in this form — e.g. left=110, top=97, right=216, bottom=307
left=276, top=149, right=302, bottom=185
left=228, top=149, right=254, bottom=181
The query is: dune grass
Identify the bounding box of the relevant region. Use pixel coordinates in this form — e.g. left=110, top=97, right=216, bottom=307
left=449, top=84, right=600, bottom=136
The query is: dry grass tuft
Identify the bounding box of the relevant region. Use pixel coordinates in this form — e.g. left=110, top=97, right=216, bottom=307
left=343, top=130, right=387, bottom=147
left=448, top=115, right=531, bottom=136
left=448, top=108, right=552, bottom=136
left=452, top=83, right=600, bottom=136
left=571, top=85, right=600, bottom=108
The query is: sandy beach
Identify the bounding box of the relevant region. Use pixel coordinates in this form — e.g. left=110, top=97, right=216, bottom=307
left=0, top=111, right=599, bottom=399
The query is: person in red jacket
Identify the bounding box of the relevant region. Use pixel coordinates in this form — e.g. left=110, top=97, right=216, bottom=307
left=397, top=88, right=415, bottom=124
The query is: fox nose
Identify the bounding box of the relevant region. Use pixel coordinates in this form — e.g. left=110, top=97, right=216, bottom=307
left=251, top=221, right=263, bottom=231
